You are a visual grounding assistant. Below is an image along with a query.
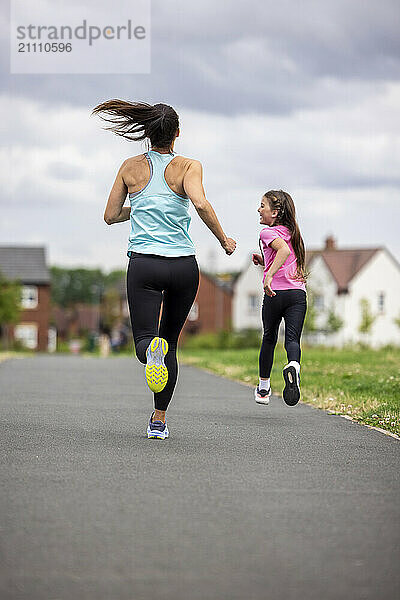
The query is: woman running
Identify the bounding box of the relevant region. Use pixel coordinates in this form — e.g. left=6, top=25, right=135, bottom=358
left=92, top=100, right=236, bottom=438
left=252, top=190, right=307, bottom=406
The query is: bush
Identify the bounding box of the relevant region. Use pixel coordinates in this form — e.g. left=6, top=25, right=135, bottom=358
left=183, top=332, right=221, bottom=350
left=183, top=329, right=261, bottom=350
left=56, top=340, right=71, bottom=353
left=10, top=339, right=28, bottom=352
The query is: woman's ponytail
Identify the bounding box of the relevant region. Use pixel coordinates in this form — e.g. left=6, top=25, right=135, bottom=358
left=92, top=99, right=179, bottom=149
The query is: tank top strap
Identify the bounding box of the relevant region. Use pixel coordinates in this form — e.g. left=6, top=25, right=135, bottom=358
left=145, top=150, right=174, bottom=191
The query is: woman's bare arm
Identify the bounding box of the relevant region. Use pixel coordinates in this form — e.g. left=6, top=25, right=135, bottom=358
left=183, top=160, right=236, bottom=255
left=104, top=161, right=130, bottom=225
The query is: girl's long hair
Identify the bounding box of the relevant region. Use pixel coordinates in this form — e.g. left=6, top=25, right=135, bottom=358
left=91, top=99, right=179, bottom=150
left=264, top=190, right=308, bottom=281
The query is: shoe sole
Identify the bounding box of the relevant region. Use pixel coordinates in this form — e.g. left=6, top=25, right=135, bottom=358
left=147, top=427, right=169, bottom=440
left=254, top=388, right=271, bottom=405
left=255, top=398, right=270, bottom=405
left=145, top=337, right=168, bottom=393
left=282, top=366, right=300, bottom=406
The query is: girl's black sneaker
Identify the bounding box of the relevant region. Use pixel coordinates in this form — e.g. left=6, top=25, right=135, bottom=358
left=282, top=361, right=300, bottom=406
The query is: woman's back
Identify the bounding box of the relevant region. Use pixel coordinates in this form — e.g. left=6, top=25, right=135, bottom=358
left=126, top=150, right=196, bottom=257
left=122, top=152, right=193, bottom=199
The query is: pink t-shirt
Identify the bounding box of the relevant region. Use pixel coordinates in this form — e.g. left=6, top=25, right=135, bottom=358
left=259, top=225, right=306, bottom=291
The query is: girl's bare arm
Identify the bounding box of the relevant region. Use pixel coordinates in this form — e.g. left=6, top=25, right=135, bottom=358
left=265, top=238, right=290, bottom=277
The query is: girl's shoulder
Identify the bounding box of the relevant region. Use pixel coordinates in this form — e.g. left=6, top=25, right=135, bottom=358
left=260, top=225, right=290, bottom=238
left=260, top=225, right=277, bottom=235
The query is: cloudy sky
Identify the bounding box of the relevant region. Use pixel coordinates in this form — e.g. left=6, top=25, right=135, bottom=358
left=1, top=0, right=400, bottom=273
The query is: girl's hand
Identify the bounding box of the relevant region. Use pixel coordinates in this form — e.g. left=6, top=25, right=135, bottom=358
left=264, top=274, right=276, bottom=297
left=252, top=253, right=264, bottom=266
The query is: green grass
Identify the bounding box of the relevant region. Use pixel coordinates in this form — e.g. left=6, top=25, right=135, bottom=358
left=180, top=345, right=400, bottom=436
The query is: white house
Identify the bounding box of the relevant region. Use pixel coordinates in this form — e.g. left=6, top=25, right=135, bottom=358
left=232, top=259, right=264, bottom=331
left=307, top=237, right=400, bottom=347
left=233, top=236, right=400, bottom=347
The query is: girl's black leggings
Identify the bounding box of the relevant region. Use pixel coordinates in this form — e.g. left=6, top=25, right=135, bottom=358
left=259, top=289, right=307, bottom=378
left=126, top=253, right=199, bottom=411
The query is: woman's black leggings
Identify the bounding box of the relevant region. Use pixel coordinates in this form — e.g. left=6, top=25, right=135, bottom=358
left=259, top=289, right=307, bottom=378
left=127, top=253, right=199, bottom=411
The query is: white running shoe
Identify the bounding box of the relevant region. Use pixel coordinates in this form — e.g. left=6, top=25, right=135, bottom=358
left=147, top=412, right=169, bottom=439
left=254, top=386, right=271, bottom=405
left=282, top=361, right=301, bottom=406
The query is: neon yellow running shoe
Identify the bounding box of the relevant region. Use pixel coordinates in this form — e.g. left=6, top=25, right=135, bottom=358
left=145, top=337, right=169, bottom=393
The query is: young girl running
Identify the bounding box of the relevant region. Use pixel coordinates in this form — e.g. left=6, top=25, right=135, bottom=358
left=252, top=190, right=307, bottom=406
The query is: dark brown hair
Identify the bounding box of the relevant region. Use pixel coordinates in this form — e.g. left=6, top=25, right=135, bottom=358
left=91, top=99, right=179, bottom=150
left=264, top=190, right=308, bottom=281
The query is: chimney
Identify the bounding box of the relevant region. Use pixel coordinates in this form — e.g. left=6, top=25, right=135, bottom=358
left=325, top=235, right=336, bottom=251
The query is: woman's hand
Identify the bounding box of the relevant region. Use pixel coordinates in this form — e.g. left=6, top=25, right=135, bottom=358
left=252, top=253, right=264, bottom=266
left=221, top=237, right=236, bottom=255
left=264, top=274, right=276, bottom=297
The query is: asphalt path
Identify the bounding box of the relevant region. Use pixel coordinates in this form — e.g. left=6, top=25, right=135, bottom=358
left=1, top=355, right=399, bottom=600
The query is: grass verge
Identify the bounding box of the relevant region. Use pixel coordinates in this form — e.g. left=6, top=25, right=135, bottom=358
left=180, top=345, right=400, bottom=437
left=0, top=351, right=33, bottom=363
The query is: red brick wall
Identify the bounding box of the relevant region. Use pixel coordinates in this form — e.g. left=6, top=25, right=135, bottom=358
left=12, top=284, right=51, bottom=351
left=183, top=273, right=232, bottom=337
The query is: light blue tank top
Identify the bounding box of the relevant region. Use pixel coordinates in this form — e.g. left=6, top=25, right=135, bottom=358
left=127, top=150, right=196, bottom=257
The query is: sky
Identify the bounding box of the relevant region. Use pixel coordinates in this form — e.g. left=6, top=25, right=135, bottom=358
left=1, top=0, right=400, bottom=274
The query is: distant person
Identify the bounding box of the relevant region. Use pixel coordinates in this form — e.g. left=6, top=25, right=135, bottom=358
left=252, top=191, right=307, bottom=406
left=110, top=327, right=122, bottom=353
left=92, top=100, right=236, bottom=439
left=99, top=331, right=111, bottom=358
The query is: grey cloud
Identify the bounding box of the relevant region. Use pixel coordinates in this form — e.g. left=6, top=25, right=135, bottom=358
left=1, top=0, right=400, bottom=115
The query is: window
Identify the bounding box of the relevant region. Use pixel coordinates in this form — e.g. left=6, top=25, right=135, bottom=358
left=188, top=302, right=199, bottom=321
left=377, top=292, right=385, bottom=314
left=314, top=294, right=324, bottom=311
left=14, top=324, right=38, bottom=349
left=248, top=294, right=259, bottom=314
left=21, top=286, right=38, bottom=309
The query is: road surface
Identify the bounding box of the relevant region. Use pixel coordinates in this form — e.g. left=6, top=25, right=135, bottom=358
left=1, top=355, right=399, bottom=600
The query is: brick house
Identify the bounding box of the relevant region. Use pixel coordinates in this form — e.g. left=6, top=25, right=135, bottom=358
left=51, top=304, right=100, bottom=341
left=182, top=271, right=233, bottom=336
left=0, top=246, right=51, bottom=351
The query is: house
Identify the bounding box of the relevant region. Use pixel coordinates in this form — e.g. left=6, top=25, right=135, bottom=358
left=183, top=271, right=233, bottom=336
left=232, top=260, right=264, bottom=331
left=232, top=236, right=400, bottom=347
left=0, top=246, right=51, bottom=351
left=306, top=237, right=400, bottom=347
left=51, top=304, right=100, bottom=341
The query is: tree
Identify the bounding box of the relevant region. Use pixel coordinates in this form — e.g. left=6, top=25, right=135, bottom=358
left=303, top=288, right=317, bottom=334
left=50, top=267, right=126, bottom=308
left=358, top=298, right=376, bottom=335
left=50, top=267, right=105, bottom=307
left=325, top=309, right=344, bottom=334
left=0, top=271, right=22, bottom=349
